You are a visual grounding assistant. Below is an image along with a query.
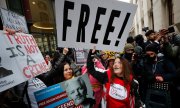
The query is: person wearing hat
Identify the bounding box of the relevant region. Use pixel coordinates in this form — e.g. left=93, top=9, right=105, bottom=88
left=135, top=34, right=145, bottom=52
left=122, top=43, right=135, bottom=63
left=141, top=43, right=176, bottom=107
left=145, top=43, right=159, bottom=63
left=107, top=56, right=115, bottom=69
left=98, top=50, right=109, bottom=69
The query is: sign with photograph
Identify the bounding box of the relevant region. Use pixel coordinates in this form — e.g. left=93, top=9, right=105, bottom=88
left=74, top=48, right=89, bottom=65
left=55, top=0, right=137, bottom=52
left=0, top=8, right=29, bottom=33
left=34, top=73, right=94, bottom=108
left=0, top=31, right=48, bottom=92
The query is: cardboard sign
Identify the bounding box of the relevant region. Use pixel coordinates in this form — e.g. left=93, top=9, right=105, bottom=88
left=0, top=8, right=29, bottom=33
left=105, top=51, right=121, bottom=58
left=74, top=48, right=89, bottom=65
left=55, top=0, right=137, bottom=52
left=34, top=73, right=94, bottom=108
left=0, top=31, right=49, bottom=92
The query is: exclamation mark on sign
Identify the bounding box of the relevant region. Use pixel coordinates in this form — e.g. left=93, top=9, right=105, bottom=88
left=115, top=13, right=131, bottom=46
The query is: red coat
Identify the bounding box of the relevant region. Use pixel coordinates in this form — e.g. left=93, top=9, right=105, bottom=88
left=105, top=70, right=132, bottom=108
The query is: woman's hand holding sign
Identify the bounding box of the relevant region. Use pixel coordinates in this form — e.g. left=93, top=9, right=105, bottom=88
left=3, top=27, right=16, bottom=35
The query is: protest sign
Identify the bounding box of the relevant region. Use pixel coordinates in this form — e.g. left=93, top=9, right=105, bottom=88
left=74, top=48, right=89, bottom=65
left=104, top=51, right=121, bottom=58
left=55, top=0, right=137, bottom=52
left=0, top=8, right=29, bottom=33
left=0, top=31, right=49, bottom=92
left=34, top=73, right=94, bottom=108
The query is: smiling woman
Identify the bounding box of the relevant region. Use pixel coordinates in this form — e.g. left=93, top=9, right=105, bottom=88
left=87, top=48, right=134, bottom=108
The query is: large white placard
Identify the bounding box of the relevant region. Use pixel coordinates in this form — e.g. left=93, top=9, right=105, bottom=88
left=0, top=8, right=29, bottom=33
left=0, top=31, right=49, bottom=92
left=55, top=0, right=137, bottom=52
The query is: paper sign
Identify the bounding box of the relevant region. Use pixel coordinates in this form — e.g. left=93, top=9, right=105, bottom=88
left=0, top=31, right=48, bottom=92
left=0, top=8, right=29, bottom=33
left=55, top=0, right=137, bottom=52
left=74, top=48, right=89, bottom=65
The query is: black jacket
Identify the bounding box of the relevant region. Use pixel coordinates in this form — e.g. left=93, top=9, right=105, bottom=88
left=143, top=57, right=176, bottom=83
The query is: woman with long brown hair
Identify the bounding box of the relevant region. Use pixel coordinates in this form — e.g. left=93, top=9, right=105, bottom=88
left=87, top=48, right=133, bottom=108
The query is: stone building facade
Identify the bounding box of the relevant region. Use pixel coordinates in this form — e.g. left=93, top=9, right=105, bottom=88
left=130, top=0, right=180, bottom=36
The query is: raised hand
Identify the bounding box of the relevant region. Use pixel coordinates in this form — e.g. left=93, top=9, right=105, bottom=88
left=92, top=46, right=96, bottom=54
left=63, top=48, right=69, bottom=55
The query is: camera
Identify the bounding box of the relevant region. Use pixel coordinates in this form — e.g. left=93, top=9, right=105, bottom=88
left=142, top=27, right=149, bottom=32
left=168, top=26, right=175, bottom=33
left=159, top=26, right=175, bottom=36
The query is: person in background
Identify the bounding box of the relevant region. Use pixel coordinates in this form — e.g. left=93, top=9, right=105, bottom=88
left=19, top=48, right=70, bottom=108
left=134, top=34, right=145, bottom=52
left=144, top=29, right=162, bottom=48
left=142, top=43, right=176, bottom=107
left=107, top=56, right=115, bottom=70
left=161, top=34, right=180, bottom=108
left=144, top=43, right=176, bottom=83
left=53, top=47, right=81, bottom=76
left=44, top=47, right=78, bottom=85
left=144, top=30, right=156, bottom=47
left=44, top=54, right=52, bottom=71
left=54, top=61, right=75, bottom=83
left=82, top=54, right=106, bottom=108
left=38, top=48, right=69, bottom=86
left=98, top=50, right=109, bottom=69
left=122, top=43, right=135, bottom=63
left=126, top=36, right=135, bottom=46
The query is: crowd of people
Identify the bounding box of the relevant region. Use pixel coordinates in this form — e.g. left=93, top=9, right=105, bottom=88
left=0, top=27, right=180, bottom=108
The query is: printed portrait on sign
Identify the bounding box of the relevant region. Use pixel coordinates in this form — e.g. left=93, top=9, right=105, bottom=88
left=64, top=77, right=95, bottom=108
left=0, top=56, right=13, bottom=78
